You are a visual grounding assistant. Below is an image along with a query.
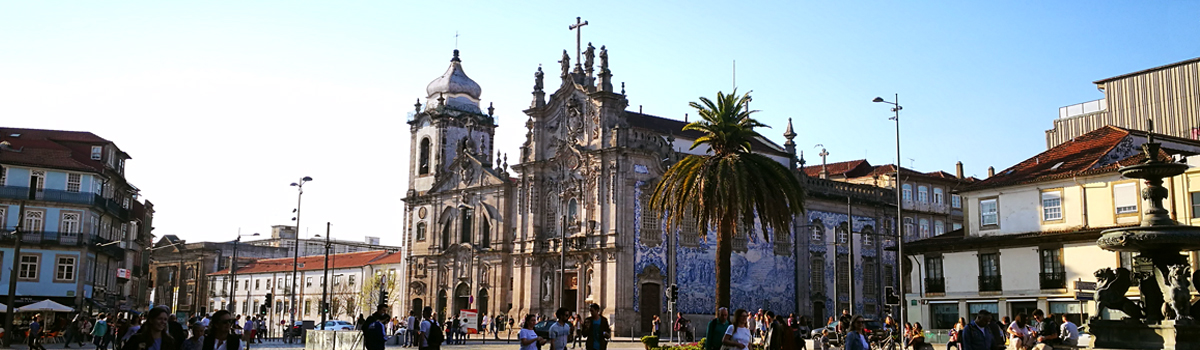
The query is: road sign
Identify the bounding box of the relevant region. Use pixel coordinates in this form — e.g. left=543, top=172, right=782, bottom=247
left=1074, top=280, right=1097, bottom=291
left=1074, top=291, right=1094, bottom=301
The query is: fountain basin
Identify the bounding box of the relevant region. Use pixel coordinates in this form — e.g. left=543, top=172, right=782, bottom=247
left=1097, top=225, right=1200, bottom=252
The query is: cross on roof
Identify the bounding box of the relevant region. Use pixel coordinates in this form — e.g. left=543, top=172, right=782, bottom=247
left=569, top=17, right=589, bottom=67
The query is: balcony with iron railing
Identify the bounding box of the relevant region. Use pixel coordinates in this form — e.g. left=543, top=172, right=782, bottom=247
left=1039, top=272, right=1066, bottom=290
left=0, top=231, right=127, bottom=257
left=0, top=186, right=129, bottom=220
left=978, top=275, right=1003, bottom=292
left=925, top=277, right=946, bottom=294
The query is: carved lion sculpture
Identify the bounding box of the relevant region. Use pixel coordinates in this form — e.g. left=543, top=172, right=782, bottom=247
left=1095, top=267, right=1144, bottom=319
left=1166, top=264, right=1192, bottom=320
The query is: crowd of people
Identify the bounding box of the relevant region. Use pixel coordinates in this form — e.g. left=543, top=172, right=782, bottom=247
left=948, top=309, right=1079, bottom=350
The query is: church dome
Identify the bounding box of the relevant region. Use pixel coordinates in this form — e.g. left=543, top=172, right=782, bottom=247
left=426, top=50, right=483, bottom=111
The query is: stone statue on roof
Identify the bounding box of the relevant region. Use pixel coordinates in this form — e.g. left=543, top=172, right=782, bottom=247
left=559, top=50, right=571, bottom=78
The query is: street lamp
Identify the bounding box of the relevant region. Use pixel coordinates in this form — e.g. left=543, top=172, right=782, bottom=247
left=872, top=94, right=905, bottom=327
left=314, top=223, right=332, bottom=330
left=228, top=232, right=261, bottom=313
left=288, top=176, right=313, bottom=343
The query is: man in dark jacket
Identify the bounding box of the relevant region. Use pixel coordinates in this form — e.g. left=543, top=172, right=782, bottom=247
left=580, top=304, right=610, bottom=350
left=704, top=308, right=729, bottom=350
left=364, top=314, right=388, bottom=350
left=959, top=310, right=1006, bottom=350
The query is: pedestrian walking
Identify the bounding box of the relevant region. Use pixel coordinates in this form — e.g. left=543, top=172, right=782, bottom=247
left=93, top=314, right=111, bottom=350
left=121, top=307, right=178, bottom=350
left=721, top=309, right=752, bottom=350
left=202, top=310, right=241, bottom=350
left=580, top=304, right=610, bottom=350
left=27, top=314, right=47, bottom=350
left=120, top=315, right=142, bottom=346
left=843, top=315, right=869, bottom=350
left=947, top=317, right=966, bottom=350
left=548, top=308, right=573, bottom=350
left=406, top=311, right=418, bottom=347
left=417, top=307, right=443, bottom=350
left=704, top=308, right=730, bottom=350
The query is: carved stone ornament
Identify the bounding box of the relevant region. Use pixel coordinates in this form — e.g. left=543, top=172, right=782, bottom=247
left=409, top=281, right=427, bottom=296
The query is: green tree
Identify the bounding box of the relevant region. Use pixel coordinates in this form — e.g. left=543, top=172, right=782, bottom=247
left=650, top=90, right=805, bottom=310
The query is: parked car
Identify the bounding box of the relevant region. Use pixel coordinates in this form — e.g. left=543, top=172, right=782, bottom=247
left=322, top=320, right=355, bottom=331
left=290, top=320, right=317, bottom=337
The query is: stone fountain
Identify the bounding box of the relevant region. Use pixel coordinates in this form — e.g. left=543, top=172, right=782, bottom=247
left=1090, top=124, right=1200, bottom=350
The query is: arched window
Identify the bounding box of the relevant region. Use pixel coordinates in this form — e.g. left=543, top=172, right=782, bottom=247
left=481, top=219, right=491, bottom=248
left=460, top=208, right=474, bottom=244
left=419, top=138, right=431, bottom=175
left=917, top=186, right=928, bottom=202
left=933, top=188, right=944, bottom=204
left=415, top=222, right=427, bottom=241
left=441, top=222, right=452, bottom=248
left=902, top=184, right=912, bottom=202
left=919, top=219, right=930, bottom=237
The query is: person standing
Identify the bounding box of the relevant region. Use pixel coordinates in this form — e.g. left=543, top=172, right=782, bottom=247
left=722, top=309, right=752, bottom=350
left=580, top=304, right=610, bottom=350
left=651, top=315, right=662, bottom=337
left=842, top=315, right=869, bottom=350
left=548, top=308, right=573, bottom=350
left=406, top=311, right=418, bottom=347
left=121, top=307, right=177, bottom=350
left=64, top=313, right=81, bottom=348
left=182, top=321, right=206, bottom=350
left=1057, top=315, right=1079, bottom=347
left=168, top=314, right=188, bottom=350
left=202, top=310, right=240, bottom=350
left=28, top=314, right=47, bottom=350
left=364, top=314, right=387, bottom=350
left=957, top=310, right=994, bottom=350
left=93, top=314, right=110, bottom=350
left=704, top=308, right=730, bottom=350
left=417, top=307, right=442, bottom=350
left=121, top=316, right=142, bottom=346
left=519, top=314, right=548, bottom=350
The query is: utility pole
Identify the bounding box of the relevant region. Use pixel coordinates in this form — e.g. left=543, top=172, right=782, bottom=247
left=4, top=197, right=27, bottom=348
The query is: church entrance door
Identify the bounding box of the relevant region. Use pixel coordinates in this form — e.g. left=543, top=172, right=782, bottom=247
left=411, top=298, right=424, bottom=318
left=453, top=283, right=471, bottom=317
left=477, top=288, right=489, bottom=324
left=813, top=301, right=825, bottom=323
left=640, top=283, right=660, bottom=335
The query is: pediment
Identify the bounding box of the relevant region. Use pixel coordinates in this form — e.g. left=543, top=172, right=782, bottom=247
left=428, top=152, right=507, bottom=193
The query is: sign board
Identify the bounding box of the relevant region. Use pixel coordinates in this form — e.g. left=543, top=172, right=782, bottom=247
left=460, top=309, right=479, bottom=334
left=1074, top=281, right=1097, bottom=291
left=116, top=269, right=130, bottom=279
left=1074, top=291, right=1094, bottom=301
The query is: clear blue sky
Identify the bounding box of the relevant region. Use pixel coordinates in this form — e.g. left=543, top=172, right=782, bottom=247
left=2, top=1, right=1198, bottom=246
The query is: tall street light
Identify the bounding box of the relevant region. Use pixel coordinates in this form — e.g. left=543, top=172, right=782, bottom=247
left=228, top=232, right=261, bottom=313
left=873, top=94, right=905, bottom=328
left=288, top=176, right=312, bottom=343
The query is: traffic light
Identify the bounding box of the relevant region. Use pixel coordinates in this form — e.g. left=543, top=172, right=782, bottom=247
left=322, top=301, right=330, bottom=314
left=885, top=286, right=900, bottom=306
left=265, top=293, right=273, bottom=306
left=259, top=304, right=268, bottom=314
left=667, top=284, right=679, bottom=302
left=380, top=291, right=389, bottom=305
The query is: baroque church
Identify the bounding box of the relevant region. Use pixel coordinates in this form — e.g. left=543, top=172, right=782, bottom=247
left=402, top=40, right=832, bottom=334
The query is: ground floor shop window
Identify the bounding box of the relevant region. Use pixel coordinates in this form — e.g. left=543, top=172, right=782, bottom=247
left=968, top=302, right=998, bottom=321
left=930, top=303, right=959, bottom=329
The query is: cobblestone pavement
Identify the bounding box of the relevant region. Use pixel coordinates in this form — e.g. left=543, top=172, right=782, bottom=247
left=14, top=338, right=952, bottom=350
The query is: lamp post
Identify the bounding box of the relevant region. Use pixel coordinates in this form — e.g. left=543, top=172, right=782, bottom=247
left=872, top=94, right=905, bottom=328
left=288, top=176, right=312, bottom=343
left=228, top=232, right=261, bottom=313
left=315, top=223, right=331, bottom=330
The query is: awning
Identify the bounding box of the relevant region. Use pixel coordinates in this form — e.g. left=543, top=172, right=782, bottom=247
left=17, top=299, right=74, bottom=312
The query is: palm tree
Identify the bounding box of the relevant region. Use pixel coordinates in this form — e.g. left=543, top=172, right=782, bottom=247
left=650, top=90, right=805, bottom=310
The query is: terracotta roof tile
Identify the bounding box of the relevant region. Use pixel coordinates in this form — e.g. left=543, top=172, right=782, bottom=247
left=967, top=126, right=1146, bottom=191
left=0, top=127, right=115, bottom=173
left=801, top=159, right=872, bottom=177
left=208, top=250, right=394, bottom=276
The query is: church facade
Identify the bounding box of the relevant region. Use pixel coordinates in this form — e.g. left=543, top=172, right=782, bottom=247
left=403, top=43, right=811, bottom=334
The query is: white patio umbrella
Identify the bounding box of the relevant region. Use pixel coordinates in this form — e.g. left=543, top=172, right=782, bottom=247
left=0, top=302, right=7, bottom=311
left=16, top=300, right=73, bottom=312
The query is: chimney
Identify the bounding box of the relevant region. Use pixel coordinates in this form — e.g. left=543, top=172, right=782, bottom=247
left=988, top=166, right=995, bottom=177
left=956, top=161, right=964, bottom=179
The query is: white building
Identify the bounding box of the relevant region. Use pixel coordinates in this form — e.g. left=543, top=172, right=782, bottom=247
left=905, top=126, right=1200, bottom=330
left=206, top=250, right=404, bottom=335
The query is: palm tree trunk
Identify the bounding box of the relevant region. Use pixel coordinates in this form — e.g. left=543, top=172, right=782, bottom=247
left=715, top=218, right=734, bottom=311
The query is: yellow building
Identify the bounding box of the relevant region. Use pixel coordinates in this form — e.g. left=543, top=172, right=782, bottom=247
left=906, top=126, right=1200, bottom=332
